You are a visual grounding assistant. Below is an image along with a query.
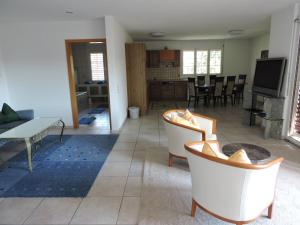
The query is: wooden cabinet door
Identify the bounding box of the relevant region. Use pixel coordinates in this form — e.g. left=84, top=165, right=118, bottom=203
left=174, top=50, right=181, bottom=67
left=150, top=83, right=161, bottom=100
left=174, top=82, right=187, bottom=100
left=161, top=82, right=175, bottom=100
left=160, top=50, right=176, bottom=62
left=147, top=50, right=160, bottom=68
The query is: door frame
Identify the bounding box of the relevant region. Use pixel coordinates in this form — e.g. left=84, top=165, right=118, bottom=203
left=65, top=38, right=111, bottom=129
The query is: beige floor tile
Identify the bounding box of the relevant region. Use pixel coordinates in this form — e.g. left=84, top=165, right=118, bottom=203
left=100, top=162, right=131, bottom=176
left=71, top=197, right=122, bottom=224
left=88, top=176, right=127, bottom=197
left=113, top=142, right=136, bottom=151
left=107, top=150, right=134, bottom=162
left=117, top=197, right=140, bottom=224
left=117, top=134, right=138, bottom=143
left=132, top=150, right=146, bottom=163
left=24, top=198, right=81, bottom=225
left=124, top=177, right=142, bottom=197
left=129, top=162, right=144, bottom=177
left=0, top=198, right=42, bottom=224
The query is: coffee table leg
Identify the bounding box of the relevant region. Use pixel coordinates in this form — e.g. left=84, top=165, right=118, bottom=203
left=25, top=138, right=32, bottom=172
left=59, top=120, right=65, bottom=143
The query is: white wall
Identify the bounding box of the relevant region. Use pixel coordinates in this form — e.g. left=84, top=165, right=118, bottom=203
left=143, top=39, right=251, bottom=81
left=268, top=3, right=299, bottom=137
left=248, top=33, right=270, bottom=88
left=0, top=48, right=9, bottom=106
left=0, top=19, right=106, bottom=125
left=105, top=16, right=133, bottom=131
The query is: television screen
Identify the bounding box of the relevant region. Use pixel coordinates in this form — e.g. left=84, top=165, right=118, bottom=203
left=253, top=58, right=286, bottom=97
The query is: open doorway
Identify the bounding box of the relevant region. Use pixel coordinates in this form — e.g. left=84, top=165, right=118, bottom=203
left=65, top=39, right=111, bottom=130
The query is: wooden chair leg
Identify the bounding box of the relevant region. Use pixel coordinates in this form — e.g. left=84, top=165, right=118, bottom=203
left=268, top=203, right=273, bottom=219
left=168, top=153, right=173, bottom=167
left=191, top=199, right=197, bottom=217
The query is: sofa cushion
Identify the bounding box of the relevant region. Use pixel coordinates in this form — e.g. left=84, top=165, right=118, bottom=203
left=0, top=113, right=6, bottom=124
left=182, top=109, right=199, bottom=127
left=202, top=142, right=228, bottom=160
left=0, top=120, right=28, bottom=130
left=1, top=103, right=20, bottom=123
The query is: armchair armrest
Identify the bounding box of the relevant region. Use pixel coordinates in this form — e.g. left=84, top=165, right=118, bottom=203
left=16, top=110, right=34, bottom=120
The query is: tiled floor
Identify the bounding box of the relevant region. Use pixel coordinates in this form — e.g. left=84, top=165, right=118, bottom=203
left=0, top=101, right=300, bottom=225
left=78, top=102, right=111, bottom=130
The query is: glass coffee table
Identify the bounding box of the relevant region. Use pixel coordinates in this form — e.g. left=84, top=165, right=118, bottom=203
left=0, top=117, right=65, bottom=172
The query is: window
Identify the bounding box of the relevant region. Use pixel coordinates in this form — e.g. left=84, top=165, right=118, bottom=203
left=209, top=50, right=222, bottom=74
left=182, top=49, right=222, bottom=76
left=183, top=51, right=195, bottom=75
left=90, top=53, right=105, bottom=81
left=196, top=50, right=208, bottom=74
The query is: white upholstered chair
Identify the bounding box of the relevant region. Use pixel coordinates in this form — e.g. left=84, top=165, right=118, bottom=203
left=162, top=109, right=217, bottom=166
left=184, top=141, right=283, bottom=225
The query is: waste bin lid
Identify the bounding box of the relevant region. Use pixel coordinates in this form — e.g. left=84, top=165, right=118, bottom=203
left=129, top=106, right=139, bottom=110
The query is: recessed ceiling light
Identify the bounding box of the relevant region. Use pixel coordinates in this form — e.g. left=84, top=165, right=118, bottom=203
left=65, top=10, right=74, bottom=14
left=90, top=42, right=103, bottom=44
left=228, top=29, right=244, bottom=35
left=150, top=32, right=165, bottom=38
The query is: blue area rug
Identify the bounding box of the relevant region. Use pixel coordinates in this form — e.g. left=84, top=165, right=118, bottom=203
left=0, top=134, right=118, bottom=197
left=88, top=107, right=105, bottom=114
left=79, top=116, right=96, bottom=125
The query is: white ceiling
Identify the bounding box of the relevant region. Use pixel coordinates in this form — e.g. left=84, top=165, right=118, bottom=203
left=0, top=0, right=298, bottom=40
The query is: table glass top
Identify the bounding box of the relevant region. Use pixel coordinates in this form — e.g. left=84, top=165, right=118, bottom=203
left=0, top=117, right=60, bottom=139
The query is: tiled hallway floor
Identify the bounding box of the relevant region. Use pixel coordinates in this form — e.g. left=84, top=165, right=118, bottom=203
left=0, top=102, right=300, bottom=225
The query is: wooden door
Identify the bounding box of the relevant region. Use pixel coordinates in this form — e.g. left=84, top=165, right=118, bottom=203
left=126, top=43, right=147, bottom=115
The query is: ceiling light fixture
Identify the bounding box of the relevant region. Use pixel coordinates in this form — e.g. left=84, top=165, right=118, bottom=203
left=89, top=42, right=103, bottom=44
left=65, top=10, right=74, bottom=14
left=150, top=32, right=165, bottom=38
left=228, top=29, right=244, bottom=36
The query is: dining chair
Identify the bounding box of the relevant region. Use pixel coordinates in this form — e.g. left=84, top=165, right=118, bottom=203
left=224, top=76, right=236, bottom=105
left=197, top=75, right=205, bottom=86
left=234, top=74, right=247, bottom=103
left=209, top=75, right=216, bottom=86
left=187, top=77, right=197, bottom=107
left=213, top=77, right=224, bottom=106
left=197, top=75, right=208, bottom=104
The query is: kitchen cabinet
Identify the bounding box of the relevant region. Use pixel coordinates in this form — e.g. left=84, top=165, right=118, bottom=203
left=146, top=50, right=181, bottom=68
left=149, top=82, right=161, bottom=100
left=146, top=50, right=160, bottom=68
left=148, top=80, right=187, bottom=101
left=174, top=50, right=180, bottom=67
left=160, top=50, right=176, bottom=62
left=161, top=82, right=175, bottom=100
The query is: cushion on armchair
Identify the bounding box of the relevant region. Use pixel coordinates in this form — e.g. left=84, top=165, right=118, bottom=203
left=202, top=142, right=228, bottom=160
left=228, top=149, right=252, bottom=164
left=182, top=109, right=199, bottom=127
left=1, top=103, right=20, bottom=123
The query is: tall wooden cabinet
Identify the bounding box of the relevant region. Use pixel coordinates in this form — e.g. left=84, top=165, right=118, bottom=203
left=125, top=43, right=148, bottom=115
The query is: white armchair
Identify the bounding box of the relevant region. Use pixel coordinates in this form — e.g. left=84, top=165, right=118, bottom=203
left=184, top=141, right=284, bottom=225
left=162, top=109, right=217, bottom=167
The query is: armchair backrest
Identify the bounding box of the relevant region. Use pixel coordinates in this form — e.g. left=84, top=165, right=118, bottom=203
left=185, top=141, right=283, bottom=222
left=162, top=110, right=217, bottom=158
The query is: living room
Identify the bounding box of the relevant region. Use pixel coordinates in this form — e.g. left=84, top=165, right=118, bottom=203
left=0, top=0, right=300, bottom=225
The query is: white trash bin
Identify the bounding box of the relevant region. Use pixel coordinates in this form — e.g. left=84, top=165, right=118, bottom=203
left=129, top=106, right=140, bottom=119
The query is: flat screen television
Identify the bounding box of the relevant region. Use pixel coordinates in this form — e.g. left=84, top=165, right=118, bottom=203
left=252, top=57, right=286, bottom=97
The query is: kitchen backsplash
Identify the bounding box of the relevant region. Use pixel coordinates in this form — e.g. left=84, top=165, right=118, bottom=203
left=146, top=66, right=181, bottom=80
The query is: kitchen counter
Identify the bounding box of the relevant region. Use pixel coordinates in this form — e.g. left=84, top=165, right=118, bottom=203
left=147, top=79, right=187, bottom=101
